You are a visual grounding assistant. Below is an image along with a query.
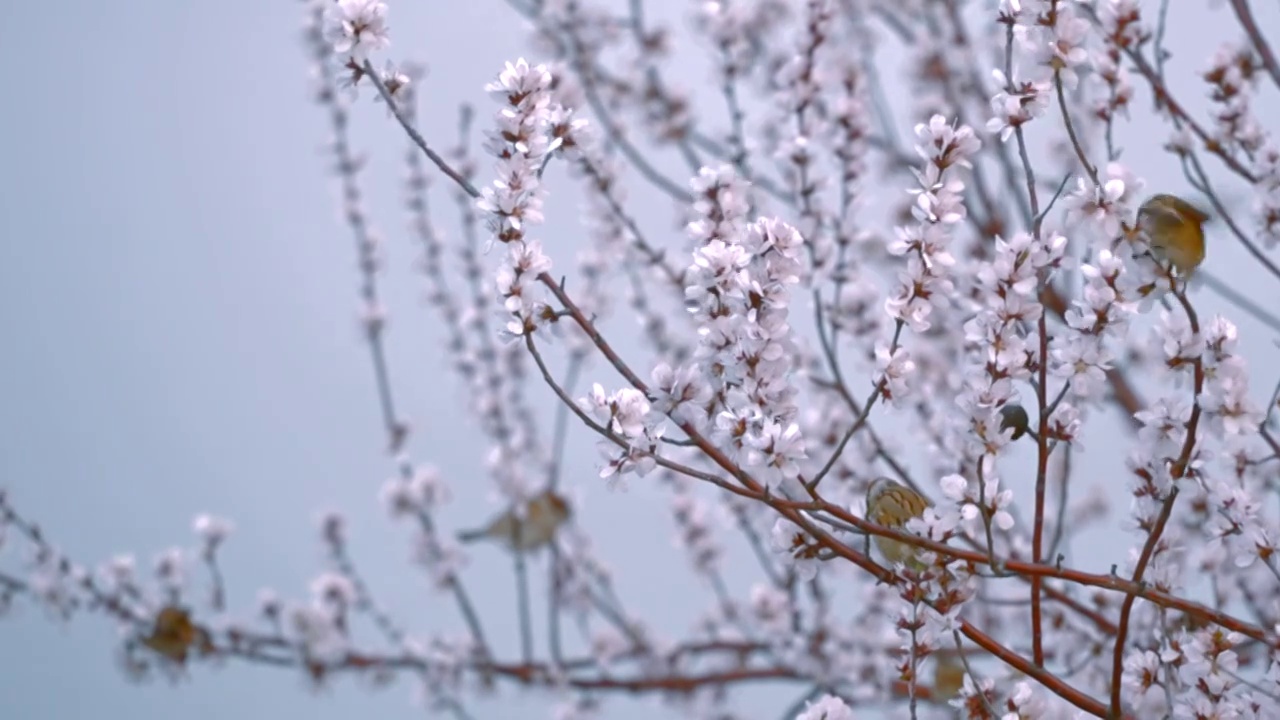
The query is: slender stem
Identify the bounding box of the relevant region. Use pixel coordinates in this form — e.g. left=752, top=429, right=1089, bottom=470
left=419, top=512, right=493, bottom=658
left=961, top=620, right=1113, bottom=717
left=514, top=551, right=533, bottom=664
left=1053, top=69, right=1099, bottom=186
left=559, top=25, right=693, bottom=203
left=1047, top=444, right=1073, bottom=560
left=363, top=60, right=481, bottom=199
left=807, top=380, right=884, bottom=490
left=907, top=600, right=919, bottom=719
left=548, top=543, right=564, bottom=666
left=1181, top=151, right=1280, bottom=284
left=952, top=630, right=999, bottom=717
left=547, top=355, right=584, bottom=490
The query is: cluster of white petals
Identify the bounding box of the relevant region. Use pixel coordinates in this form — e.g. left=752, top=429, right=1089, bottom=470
left=1254, top=144, right=1280, bottom=249
left=324, top=0, right=390, bottom=59
left=683, top=167, right=808, bottom=491
left=478, top=59, right=558, bottom=337
left=1006, top=0, right=1091, bottom=89
left=793, top=693, right=853, bottom=720
left=886, top=115, right=979, bottom=334
left=580, top=384, right=664, bottom=481
left=772, top=0, right=835, bottom=270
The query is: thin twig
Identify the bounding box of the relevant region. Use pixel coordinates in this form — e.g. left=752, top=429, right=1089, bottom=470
left=514, top=551, right=533, bottom=664
left=362, top=60, right=481, bottom=199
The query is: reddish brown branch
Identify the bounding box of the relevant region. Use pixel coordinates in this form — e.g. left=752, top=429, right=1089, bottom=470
left=962, top=621, right=1121, bottom=718
left=796, top=500, right=1274, bottom=647
left=1033, top=289, right=1051, bottom=668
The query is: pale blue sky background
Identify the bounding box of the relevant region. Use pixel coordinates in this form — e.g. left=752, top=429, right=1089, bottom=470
left=2, top=1, right=1279, bottom=719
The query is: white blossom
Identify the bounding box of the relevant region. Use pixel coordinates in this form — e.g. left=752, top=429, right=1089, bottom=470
left=325, top=0, right=390, bottom=58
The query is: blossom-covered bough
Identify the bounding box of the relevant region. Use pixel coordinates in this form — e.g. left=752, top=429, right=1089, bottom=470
left=5, top=0, right=1280, bottom=717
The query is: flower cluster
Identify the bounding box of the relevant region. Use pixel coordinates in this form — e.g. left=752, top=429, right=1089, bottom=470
left=1197, top=316, right=1263, bottom=438
left=952, top=676, right=1050, bottom=719
left=891, top=508, right=974, bottom=711
left=684, top=166, right=808, bottom=491
left=794, top=694, right=853, bottom=720
left=1111, top=303, right=1260, bottom=694
left=1254, top=144, right=1280, bottom=249
left=1127, top=310, right=1211, bottom=526
left=941, top=471, right=1015, bottom=540
left=826, top=55, right=878, bottom=314
left=1005, top=0, right=1092, bottom=89
left=772, top=0, right=835, bottom=269
left=1089, top=1, right=1141, bottom=134
left=479, top=59, right=558, bottom=337
left=1169, top=628, right=1253, bottom=719
left=581, top=384, right=664, bottom=481
left=768, top=516, right=821, bottom=582
left=380, top=466, right=451, bottom=518
left=1203, top=43, right=1267, bottom=157
left=1057, top=247, right=1140, bottom=414
left=963, top=231, right=1066, bottom=462
left=885, top=115, right=979, bottom=334
left=987, top=69, right=1051, bottom=143
left=192, top=515, right=234, bottom=556
left=324, top=0, right=390, bottom=60
left=1064, top=163, right=1145, bottom=243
